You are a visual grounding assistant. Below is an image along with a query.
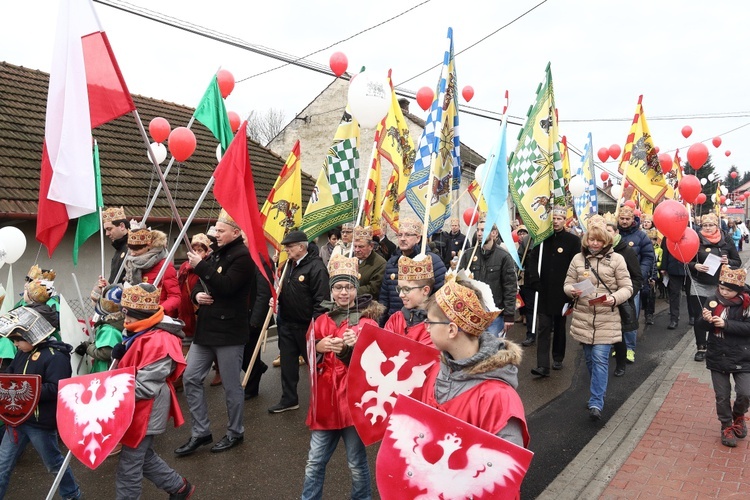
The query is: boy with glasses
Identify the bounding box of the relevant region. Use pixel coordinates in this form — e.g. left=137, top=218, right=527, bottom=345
left=384, top=255, right=435, bottom=347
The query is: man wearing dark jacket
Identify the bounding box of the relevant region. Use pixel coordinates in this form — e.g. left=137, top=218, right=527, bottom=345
left=378, top=218, right=447, bottom=322
left=660, top=222, right=698, bottom=329
left=176, top=209, right=254, bottom=456
left=242, top=262, right=274, bottom=400
left=269, top=230, right=329, bottom=414
left=459, top=220, right=517, bottom=336
left=525, top=206, right=580, bottom=376
left=352, top=226, right=386, bottom=300
left=102, top=206, right=129, bottom=285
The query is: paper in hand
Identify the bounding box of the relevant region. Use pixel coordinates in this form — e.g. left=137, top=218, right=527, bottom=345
left=703, top=253, right=722, bottom=276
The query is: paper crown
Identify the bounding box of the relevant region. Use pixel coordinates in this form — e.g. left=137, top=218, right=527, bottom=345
left=398, top=255, right=434, bottom=281
left=641, top=213, right=653, bottom=221
left=602, top=212, right=617, bottom=225
left=191, top=233, right=211, bottom=250
left=552, top=205, right=567, bottom=217
left=0, top=306, right=55, bottom=346
left=587, top=214, right=607, bottom=230
left=399, top=218, right=423, bottom=236
left=128, top=228, right=151, bottom=246
left=217, top=208, right=239, bottom=229
left=618, top=205, right=634, bottom=217
left=646, top=229, right=660, bottom=240
left=27, top=264, right=56, bottom=282
left=449, top=217, right=460, bottom=224
left=328, top=254, right=360, bottom=283
left=101, top=206, right=126, bottom=224
left=435, top=279, right=500, bottom=337
left=353, top=225, right=373, bottom=242
left=719, top=265, right=747, bottom=292
left=120, top=283, right=161, bottom=312
left=26, top=280, right=55, bottom=303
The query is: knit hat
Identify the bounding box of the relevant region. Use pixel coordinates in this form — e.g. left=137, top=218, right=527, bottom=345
left=352, top=225, right=373, bottom=243
left=328, top=254, right=359, bottom=289
left=121, top=283, right=162, bottom=320
left=101, top=206, right=126, bottom=224
left=0, top=306, right=55, bottom=346
left=398, top=254, right=434, bottom=281
left=434, top=275, right=500, bottom=336
left=719, top=265, right=747, bottom=292
left=96, top=284, right=124, bottom=316
left=217, top=208, right=239, bottom=229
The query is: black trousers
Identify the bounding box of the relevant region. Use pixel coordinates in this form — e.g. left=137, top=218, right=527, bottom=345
left=277, top=318, right=309, bottom=405
left=535, top=313, right=567, bottom=368
left=242, top=325, right=268, bottom=396
left=688, top=295, right=709, bottom=348
left=667, top=273, right=696, bottom=323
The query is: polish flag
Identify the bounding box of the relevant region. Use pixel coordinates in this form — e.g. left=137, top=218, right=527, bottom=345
left=36, top=0, right=135, bottom=256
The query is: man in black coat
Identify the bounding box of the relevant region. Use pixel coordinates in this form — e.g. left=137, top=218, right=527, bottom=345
left=102, top=206, right=129, bottom=285
left=524, top=206, right=581, bottom=376
left=242, top=261, right=274, bottom=399
left=269, top=230, right=329, bottom=414
left=175, top=209, right=254, bottom=456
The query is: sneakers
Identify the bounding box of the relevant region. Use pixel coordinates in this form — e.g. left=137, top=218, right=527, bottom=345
left=732, top=414, right=748, bottom=438
left=694, top=347, right=707, bottom=362
left=170, top=479, right=196, bottom=500
left=722, top=426, right=738, bottom=447
left=268, top=402, right=300, bottom=414
left=589, top=407, right=602, bottom=421
left=667, top=320, right=678, bottom=330
left=521, top=334, right=536, bottom=347
left=626, top=349, right=635, bottom=364
left=645, top=314, right=654, bottom=325
left=614, top=366, right=626, bottom=377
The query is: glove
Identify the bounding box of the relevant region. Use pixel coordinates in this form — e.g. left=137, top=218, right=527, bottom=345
left=74, top=341, right=89, bottom=356
left=111, top=343, right=127, bottom=360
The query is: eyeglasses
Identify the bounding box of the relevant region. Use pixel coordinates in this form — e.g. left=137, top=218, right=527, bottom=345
left=332, top=284, right=355, bottom=292
left=341, top=230, right=353, bottom=234
left=396, top=285, right=421, bottom=295
left=424, top=320, right=451, bottom=327
left=702, top=223, right=717, bottom=227
left=396, top=233, right=419, bottom=238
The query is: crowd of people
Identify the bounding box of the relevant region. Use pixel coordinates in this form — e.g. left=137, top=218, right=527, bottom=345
left=0, top=202, right=749, bottom=498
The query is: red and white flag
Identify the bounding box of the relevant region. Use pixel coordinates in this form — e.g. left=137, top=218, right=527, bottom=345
left=37, top=0, right=135, bottom=256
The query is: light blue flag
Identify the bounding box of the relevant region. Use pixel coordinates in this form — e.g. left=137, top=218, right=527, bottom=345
left=573, top=133, right=598, bottom=230
left=480, top=118, right=521, bottom=269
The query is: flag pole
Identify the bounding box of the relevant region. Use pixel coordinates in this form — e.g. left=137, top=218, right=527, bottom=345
left=530, top=240, right=544, bottom=335
left=98, top=205, right=105, bottom=279
left=419, top=148, right=439, bottom=255
left=45, top=451, right=73, bottom=500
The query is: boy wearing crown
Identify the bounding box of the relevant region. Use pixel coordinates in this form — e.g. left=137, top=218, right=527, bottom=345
left=383, top=255, right=435, bottom=347
left=75, top=284, right=124, bottom=374
left=112, top=283, right=193, bottom=499
left=698, top=265, right=750, bottom=448
left=302, top=255, right=383, bottom=500
left=0, top=306, right=81, bottom=499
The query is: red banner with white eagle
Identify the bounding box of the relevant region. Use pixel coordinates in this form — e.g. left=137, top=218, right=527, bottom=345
left=0, top=374, right=42, bottom=427
left=57, top=367, right=136, bottom=469
left=346, top=324, right=439, bottom=446
left=377, top=395, right=534, bottom=499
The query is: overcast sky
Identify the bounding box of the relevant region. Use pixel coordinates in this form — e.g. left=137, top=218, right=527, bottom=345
left=2, top=0, right=748, bottom=182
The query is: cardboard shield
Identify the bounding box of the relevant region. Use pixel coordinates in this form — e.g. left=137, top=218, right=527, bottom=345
left=57, top=367, right=136, bottom=469
left=0, top=374, right=42, bottom=427
left=347, top=324, right=439, bottom=445
left=377, top=395, right=534, bottom=500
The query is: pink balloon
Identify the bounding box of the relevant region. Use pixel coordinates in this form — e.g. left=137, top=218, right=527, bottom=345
left=608, top=144, right=621, bottom=160
left=687, top=142, right=709, bottom=170
left=712, top=136, right=722, bottom=148
left=653, top=146, right=660, bottom=154
left=725, top=150, right=732, bottom=157
left=461, top=86, right=474, bottom=102
left=168, top=127, right=197, bottom=162
left=149, top=117, right=170, bottom=144
left=681, top=125, right=693, bottom=138
left=329, top=52, right=348, bottom=77
left=624, top=200, right=636, bottom=209
left=217, top=69, right=235, bottom=99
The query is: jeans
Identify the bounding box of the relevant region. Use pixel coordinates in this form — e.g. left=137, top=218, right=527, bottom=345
left=0, top=425, right=80, bottom=499
left=486, top=316, right=505, bottom=338
left=632, top=291, right=641, bottom=320
left=582, top=344, right=611, bottom=412
left=301, top=427, right=371, bottom=500
left=710, top=370, right=750, bottom=427
left=623, top=329, right=637, bottom=352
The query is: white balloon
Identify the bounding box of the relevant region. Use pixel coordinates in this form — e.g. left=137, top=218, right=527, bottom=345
left=720, top=185, right=728, bottom=195
left=721, top=206, right=728, bottom=213
left=711, top=194, right=717, bottom=202
left=0, top=226, right=26, bottom=264
left=347, top=69, right=390, bottom=128
left=0, top=239, right=6, bottom=269
left=474, top=163, right=486, bottom=185
left=149, top=142, right=167, bottom=164
left=700, top=177, right=707, bottom=185
left=216, top=144, right=223, bottom=163
left=569, top=175, right=586, bottom=198
left=610, top=184, right=622, bottom=199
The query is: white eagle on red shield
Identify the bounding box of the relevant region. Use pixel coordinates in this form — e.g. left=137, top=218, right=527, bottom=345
left=347, top=324, right=439, bottom=446
left=0, top=374, right=42, bottom=427
left=57, top=367, right=136, bottom=469
left=376, top=395, right=534, bottom=500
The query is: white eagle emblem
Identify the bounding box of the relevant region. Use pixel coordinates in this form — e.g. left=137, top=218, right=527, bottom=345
left=58, top=373, right=134, bottom=465
left=0, top=380, right=35, bottom=411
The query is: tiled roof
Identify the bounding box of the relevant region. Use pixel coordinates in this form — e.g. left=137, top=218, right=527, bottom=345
left=0, top=61, right=315, bottom=222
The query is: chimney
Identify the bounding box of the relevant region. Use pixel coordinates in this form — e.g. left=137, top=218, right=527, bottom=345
left=398, top=98, right=410, bottom=114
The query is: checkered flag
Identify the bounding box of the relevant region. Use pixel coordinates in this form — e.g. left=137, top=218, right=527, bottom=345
left=327, top=138, right=359, bottom=204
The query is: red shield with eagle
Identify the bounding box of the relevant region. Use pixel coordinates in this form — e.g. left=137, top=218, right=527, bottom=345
left=57, top=367, right=136, bottom=469
left=0, top=374, right=42, bottom=427
left=377, top=395, right=534, bottom=500
left=346, top=324, right=440, bottom=446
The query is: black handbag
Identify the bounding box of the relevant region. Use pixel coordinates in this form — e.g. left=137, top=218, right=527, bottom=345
left=586, top=258, right=636, bottom=325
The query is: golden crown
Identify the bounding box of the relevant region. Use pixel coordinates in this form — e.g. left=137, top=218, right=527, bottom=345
left=435, top=280, right=500, bottom=336
left=217, top=208, right=239, bottom=229
left=27, top=264, right=56, bottom=282
left=399, top=218, right=423, bottom=236
left=552, top=205, right=568, bottom=216
left=128, top=227, right=152, bottom=246
left=353, top=225, right=373, bottom=242
left=398, top=255, right=434, bottom=281
left=602, top=212, right=617, bottom=225
left=101, top=206, right=126, bottom=224
left=26, top=280, right=53, bottom=303
left=121, top=283, right=161, bottom=311
left=587, top=214, right=607, bottom=230
left=719, top=265, right=746, bottom=290
left=191, top=233, right=211, bottom=250
left=619, top=205, right=634, bottom=217
left=328, top=254, right=360, bottom=280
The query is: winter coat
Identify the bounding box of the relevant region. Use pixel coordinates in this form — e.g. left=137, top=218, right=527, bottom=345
left=192, top=236, right=254, bottom=346
left=357, top=250, right=387, bottom=300
left=378, top=243, right=447, bottom=321
left=177, top=260, right=200, bottom=337
left=108, top=234, right=128, bottom=285
left=612, top=237, right=643, bottom=332
left=659, top=236, right=689, bottom=277
left=460, top=241, right=518, bottom=322
left=430, top=230, right=452, bottom=266
left=702, top=291, right=750, bottom=374
left=141, top=258, right=180, bottom=317
left=525, top=229, right=581, bottom=316
left=618, top=219, right=655, bottom=291
left=278, top=252, right=330, bottom=326
left=7, top=340, right=72, bottom=430
left=564, top=246, right=633, bottom=345
left=688, top=230, right=741, bottom=287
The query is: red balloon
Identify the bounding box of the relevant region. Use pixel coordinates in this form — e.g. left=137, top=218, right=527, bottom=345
left=634, top=209, right=642, bottom=217
left=511, top=230, right=519, bottom=243
left=666, top=227, right=700, bottom=264
left=148, top=117, right=170, bottom=144
left=600, top=172, right=609, bottom=182
left=725, top=150, right=732, bottom=157
left=681, top=125, right=693, bottom=138
left=658, top=153, right=673, bottom=174
left=329, top=51, right=348, bottom=77
left=695, top=193, right=707, bottom=204
left=653, top=199, right=689, bottom=241
left=687, top=142, right=709, bottom=169
left=416, top=86, right=434, bottom=111
left=168, top=127, right=197, bottom=162
left=227, top=111, right=240, bottom=133
left=608, top=144, right=621, bottom=160
left=216, top=69, right=235, bottom=99
left=624, top=200, right=636, bottom=209
left=597, top=147, right=609, bottom=163
left=731, top=171, right=738, bottom=179
left=461, top=86, right=474, bottom=102
left=463, top=208, right=480, bottom=226
left=712, top=136, right=722, bottom=148
left=678, top=174, right=701, bottom=204
left=653, top=146, right=660, bottom=154
left=624, top=180, right=630, bottom=189
left=720, top=195, right=727, bottom=204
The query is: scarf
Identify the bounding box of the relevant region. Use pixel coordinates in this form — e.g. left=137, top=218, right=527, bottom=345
left=124, top=247, right=167, bottom=284
left=401, top=306, right=427, bottom=327
left=701, top=228, right=722, bottom=244
left=612, top=234, right=622, bottom=247
left=122, top=307, right=165, bottom=347
left=710, top=291, right=749, bottom=338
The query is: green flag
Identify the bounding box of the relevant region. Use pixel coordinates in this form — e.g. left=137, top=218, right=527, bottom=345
left=73, top=142, right=103, bottom=265
left=194, top=75, right=233, bottom=152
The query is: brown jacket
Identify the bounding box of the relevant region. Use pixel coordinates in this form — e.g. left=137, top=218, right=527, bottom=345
left=564, top=246, right=633, bottom=345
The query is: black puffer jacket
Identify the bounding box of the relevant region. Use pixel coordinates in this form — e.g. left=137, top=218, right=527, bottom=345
left=459, top=242, right=517, bottom=322
left=703, top=290, right=750, bottom=373
left=612, top=236, right=643, bottom=332
left=277, top=253, right=329, bottom=326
